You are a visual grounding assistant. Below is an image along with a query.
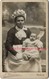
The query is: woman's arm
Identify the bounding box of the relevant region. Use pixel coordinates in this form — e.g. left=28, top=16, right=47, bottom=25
left=5, top=29, right=18, bottom=56
left=22, top=40, right=28, bottom=52
left=27, top=28, right=31, bottom=38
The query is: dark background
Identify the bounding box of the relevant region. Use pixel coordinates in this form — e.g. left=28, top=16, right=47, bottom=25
left=2, top=2, right=46, bottom=25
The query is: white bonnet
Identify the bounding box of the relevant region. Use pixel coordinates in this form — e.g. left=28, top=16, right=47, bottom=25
left=12, top=9, right=26, bottom=20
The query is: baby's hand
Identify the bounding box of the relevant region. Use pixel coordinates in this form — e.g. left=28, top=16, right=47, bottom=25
left=29, top=57, right=35, bottom=61
left=23, top=53, right=28, bottom=60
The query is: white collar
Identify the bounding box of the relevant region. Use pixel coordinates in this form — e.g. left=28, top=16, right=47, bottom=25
left=22, top=27, right=27, bottom=30
left=15, top=25, right=27, bottom=31
left=15, top=26, right=21, bottom=31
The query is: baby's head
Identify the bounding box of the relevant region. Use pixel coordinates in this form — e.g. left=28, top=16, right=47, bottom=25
left=30, top=33, right=36, bottom=41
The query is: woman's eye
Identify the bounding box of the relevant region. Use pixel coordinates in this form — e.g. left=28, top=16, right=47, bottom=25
left=17, top=20, right=20, bottom=22
left=21, top=20, right=24, bottom=21
left=17, top=20, right=24, bottom=21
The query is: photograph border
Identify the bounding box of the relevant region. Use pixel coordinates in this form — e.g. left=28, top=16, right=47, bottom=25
left=0, top=0, right=48, bottom=78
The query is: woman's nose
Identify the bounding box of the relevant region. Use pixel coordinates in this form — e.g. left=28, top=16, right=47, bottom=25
left=19, top=21, right=23, bottom=24
left=20, top=21, right=22, bottom=23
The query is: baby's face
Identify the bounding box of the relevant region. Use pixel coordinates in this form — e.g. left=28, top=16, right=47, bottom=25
left=30, top=34, right=36, bottom=41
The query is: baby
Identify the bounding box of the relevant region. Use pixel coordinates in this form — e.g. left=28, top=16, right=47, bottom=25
left=22, top=33, right=43, bottom=60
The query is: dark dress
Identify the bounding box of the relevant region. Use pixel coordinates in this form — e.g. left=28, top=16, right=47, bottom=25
left=5, top=26, right=31, bottom=71
left=5, top=26, right=31, bottom=56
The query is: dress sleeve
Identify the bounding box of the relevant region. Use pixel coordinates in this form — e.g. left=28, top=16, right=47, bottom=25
left=35, top=40, right=43, bottom=51
left=5, top=30, right=17, bottom=56
left=27, top=28, right=31, bottom=38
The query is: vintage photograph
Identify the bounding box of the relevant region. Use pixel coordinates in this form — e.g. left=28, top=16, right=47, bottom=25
left=2, top=0, right=47, bottom=75
left=2, top=2, right=46, bottom=72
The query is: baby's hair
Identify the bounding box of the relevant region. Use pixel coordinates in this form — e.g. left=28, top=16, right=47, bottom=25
left=30, top=33, right=37, bottom=38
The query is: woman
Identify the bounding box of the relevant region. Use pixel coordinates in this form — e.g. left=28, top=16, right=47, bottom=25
left=5, top=9, right=31, bottom=72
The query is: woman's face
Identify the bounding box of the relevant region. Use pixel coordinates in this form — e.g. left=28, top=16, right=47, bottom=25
left=15, top=16, right=25, bottom=29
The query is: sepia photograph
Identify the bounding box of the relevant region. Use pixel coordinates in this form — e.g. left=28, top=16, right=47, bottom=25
left=0, top=0, right=48, bottom=78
